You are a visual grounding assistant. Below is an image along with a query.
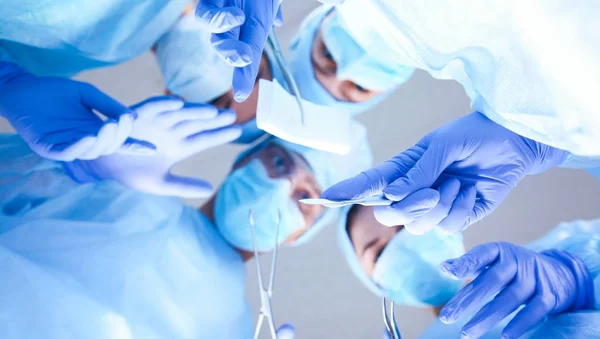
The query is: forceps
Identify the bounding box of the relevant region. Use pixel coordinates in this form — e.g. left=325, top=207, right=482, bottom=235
left=250, top=209, right=281, bottom=339
left=382, top=297, right=401, bottom=339
left=266, top=30, right=306, bottom=125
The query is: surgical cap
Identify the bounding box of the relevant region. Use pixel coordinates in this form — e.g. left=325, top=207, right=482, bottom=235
left=234, top=121, right=373, bottom=245
left=155, top=13, right=268, bottom=144
left=337, top=207, right=465, bottom=307
left=287, top=5, right=413, bottom=115
left=322, top=8, right=415, bottom=92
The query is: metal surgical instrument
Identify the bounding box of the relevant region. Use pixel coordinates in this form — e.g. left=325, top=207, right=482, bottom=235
left=382, top=297, right=401, bottom=339
left=250, top=209, right=281, bottom=339
left=267, top=30, right=306, bottom=125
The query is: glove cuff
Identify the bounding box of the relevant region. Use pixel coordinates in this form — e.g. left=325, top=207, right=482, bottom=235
left=62, top=160, right=102, bottom=184
left=542, top=249, right=595, bottom=311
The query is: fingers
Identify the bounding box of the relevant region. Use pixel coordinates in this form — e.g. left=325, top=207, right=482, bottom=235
left=77, top=82, right=129, bottom=119
left=440, top=259, right=517, bottom=324
left=118, top=138, right=156, bottom=155
left=157, top=103, right=220, bottom=127
left=131, top=96, right=184, bottom=119
left=321, top=146, right=424, bottom=201
left=172, top=110, right=237, bottom=138
left=276, top=323, right=295, bottom=339
left=232, top=3, right=276, bottom=101
left=211, top=31, right=253, bottom=66
left=374, top=188, right=440, bottom=226
left=184, top=125, right=242, bottom=156
left=77, top=120, right=120, bottom=160
left=403, top=178, right=461, bottom=234
left=437, top=186, right=477, bottom=234
left=154, top=173, right=214, bottom=198
left=195, top=1, right=245, bottom=33
left=382, top=140, right=459, bottom=202
left=440, top=243, right=501, bottom=280
left=502, top=297, right=550, bottom=339
left=460, top=283, right=533, bottom=339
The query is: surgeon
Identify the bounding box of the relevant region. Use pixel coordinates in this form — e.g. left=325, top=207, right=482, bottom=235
left=195, top=2, right=413, bottom=114
left=338, top=198, right=466, bottom=314
left=154, top=5, right=406, bottom=144
left=340, top=203, right=600, bottom=338
left=0, top=100, right=372, bottom=338
left=197, top=0, right=600, bottom=229
left=0, top=1, right=181, bottom=161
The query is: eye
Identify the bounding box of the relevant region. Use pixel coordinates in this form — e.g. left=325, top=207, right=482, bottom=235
left=355, top=83, right=368, bottom=93
left=271, top=154, right=287, bottom=175
left=375, top=246, right=385, bottom=262
left=323, top=47, right=334, bottom=62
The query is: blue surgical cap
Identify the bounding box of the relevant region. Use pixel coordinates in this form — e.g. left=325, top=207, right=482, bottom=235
left=233, top=121, right=373, bottom=245
left=287, top=6, right=413, bottom=115
left=322, top=9, right=415, bottom=92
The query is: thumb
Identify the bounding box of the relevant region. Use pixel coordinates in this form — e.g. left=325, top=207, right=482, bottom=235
left=383, top=139, right=459, bottom=202
left=321, top=145, right=425, bottom=201
left=153, top=173, right=214, bottom=199
left=77, top=82, right=130, bottom=120
left=276, top=323, right=295, bottom=339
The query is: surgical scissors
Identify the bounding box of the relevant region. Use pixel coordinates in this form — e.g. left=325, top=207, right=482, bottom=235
left=250, top=209, right=281, bottom=339
left=382, top=297, right=401, bottom=339
left=267, top=30, right=306, bottom=125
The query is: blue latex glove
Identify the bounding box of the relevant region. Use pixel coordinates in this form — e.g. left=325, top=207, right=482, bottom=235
left=0, top=62, right=154, bottom=161
left=276, top=323, right=295, bottom=339
left=195, top=0, right=282, bottom=102
left=321, top=112, right=568, bottom=234
left=439, top=242, right=595, bottom=339
left=64, top=97, right=241, bottom=198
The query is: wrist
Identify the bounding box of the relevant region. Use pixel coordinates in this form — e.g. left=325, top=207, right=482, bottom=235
left=524, top=138, right=569, bottom=175
left=0, top=62, right=30, bottom=88
left=62, top=160, right=102, bottom=184
left=542, top=249, right=595, bottom=311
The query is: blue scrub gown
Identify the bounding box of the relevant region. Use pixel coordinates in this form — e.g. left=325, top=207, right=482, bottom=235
left=0, top=134, right=253, bottom=339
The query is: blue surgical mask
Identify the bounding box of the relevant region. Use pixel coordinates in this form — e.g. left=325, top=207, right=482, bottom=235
left=287, top=6, right=389, bottom=115
left=372, top=228, right=465, bottom=307
left=215, top=159, right=305, bottom=251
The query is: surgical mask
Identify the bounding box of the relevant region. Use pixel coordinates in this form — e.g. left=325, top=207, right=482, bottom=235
left=372, top=228, right=464, bottom=307
left=321, top=11, right=414, bottom=92
left=215, top=159, right=305, bottom=251
left=287, top=6, right=389, bottom=115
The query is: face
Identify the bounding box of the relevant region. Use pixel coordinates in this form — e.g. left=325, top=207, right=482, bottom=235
left=347, top=205, right=403, bottom=276
left=234, top=143, right=325, bottom=244
left=311, top=13, right=383, bottom=103
left=210, top=54, right=273, bottom=124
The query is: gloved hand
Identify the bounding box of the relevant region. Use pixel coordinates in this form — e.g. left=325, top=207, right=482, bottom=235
left=0, top=62, right=155, bottom=161
left=63, top=97, right=241, bottom=198
left=195, top=0, right=282, bottom=102
left=439, top=242, right=594, bottom=339
left=276, top=323, right=295, bottom=339
left=321, top=112, right=568, bottom=234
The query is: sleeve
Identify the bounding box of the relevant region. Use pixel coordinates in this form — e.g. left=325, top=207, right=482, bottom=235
left=561, top=154, right=600, bottom=169
left=0, top=134, right=79, bottom=216
left=526, top=218, right=600, bottom=309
